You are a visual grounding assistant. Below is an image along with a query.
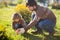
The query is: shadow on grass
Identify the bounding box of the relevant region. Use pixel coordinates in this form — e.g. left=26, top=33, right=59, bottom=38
left=21, top=33, right=60, bottom=40
left=44, top=35, right=60, bottom=40
left=21, top=33, right=42, bottom=40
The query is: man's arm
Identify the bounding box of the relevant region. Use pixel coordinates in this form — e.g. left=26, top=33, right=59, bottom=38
left=26, top=15, right=40, bottom=30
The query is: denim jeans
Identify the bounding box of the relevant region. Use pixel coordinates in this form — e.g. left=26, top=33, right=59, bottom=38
left=31, top=13, right=56, bottom=32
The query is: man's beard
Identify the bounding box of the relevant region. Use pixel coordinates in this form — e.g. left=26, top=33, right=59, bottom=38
left=32, top=8, right=36, bottom=11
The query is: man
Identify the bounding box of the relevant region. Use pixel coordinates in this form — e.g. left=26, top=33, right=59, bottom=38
left=24, top=0, right=56, bottom=36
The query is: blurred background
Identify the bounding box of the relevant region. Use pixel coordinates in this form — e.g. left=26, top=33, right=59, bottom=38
left=0, top=0, right=60, bottom=40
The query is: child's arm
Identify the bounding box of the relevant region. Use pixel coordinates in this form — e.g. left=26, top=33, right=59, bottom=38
left=12, top=22, right=16, bottom=31
left=18, top=14, right=27, bottom=27
left=21, top=18, right=27, bottom=28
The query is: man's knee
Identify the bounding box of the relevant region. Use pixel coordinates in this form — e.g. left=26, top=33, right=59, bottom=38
left=37, top=22, right=44, bottom=28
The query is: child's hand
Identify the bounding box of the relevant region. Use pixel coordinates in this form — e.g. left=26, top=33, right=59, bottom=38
left=16, top=28, right=25, bottom=34
left=16, top=29, right=20, bottom=34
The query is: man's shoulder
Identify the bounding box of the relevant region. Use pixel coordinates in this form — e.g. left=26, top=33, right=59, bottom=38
left=36, top=5, right=47, bottom=14
left=37, top=5, right=48, bottom=11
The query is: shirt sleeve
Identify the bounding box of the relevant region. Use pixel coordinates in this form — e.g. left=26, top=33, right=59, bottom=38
left=12, top=22, right=16, bottom=31
left=27, top=14, right=40, bottom=29
left=21, top=18, right=27, bottom=28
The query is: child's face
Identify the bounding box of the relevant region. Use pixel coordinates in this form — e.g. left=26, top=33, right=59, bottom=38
left=14, top=19, right=20, bottom=22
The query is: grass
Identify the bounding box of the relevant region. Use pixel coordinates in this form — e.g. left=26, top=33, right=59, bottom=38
left=0, top=6, right=60, bottom=40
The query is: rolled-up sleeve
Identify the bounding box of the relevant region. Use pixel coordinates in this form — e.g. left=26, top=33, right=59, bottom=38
left=27, top=14, right=40, bottom=29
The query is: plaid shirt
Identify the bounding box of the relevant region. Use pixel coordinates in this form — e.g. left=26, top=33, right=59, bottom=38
left=27, top=5, right=56, bottom=29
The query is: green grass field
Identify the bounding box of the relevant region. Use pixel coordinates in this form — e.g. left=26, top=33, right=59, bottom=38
left=0, top=6, right=60, bottom=40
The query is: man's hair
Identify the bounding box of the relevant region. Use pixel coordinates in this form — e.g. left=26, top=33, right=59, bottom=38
left=26, top=0, right=37, bottom=6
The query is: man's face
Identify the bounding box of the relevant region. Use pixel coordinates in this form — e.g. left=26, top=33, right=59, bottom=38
left=27, top=6, right=34, bottom=11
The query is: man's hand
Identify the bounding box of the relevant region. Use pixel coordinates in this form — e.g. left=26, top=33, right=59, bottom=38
left=24, top=27, right=29, bottom=32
